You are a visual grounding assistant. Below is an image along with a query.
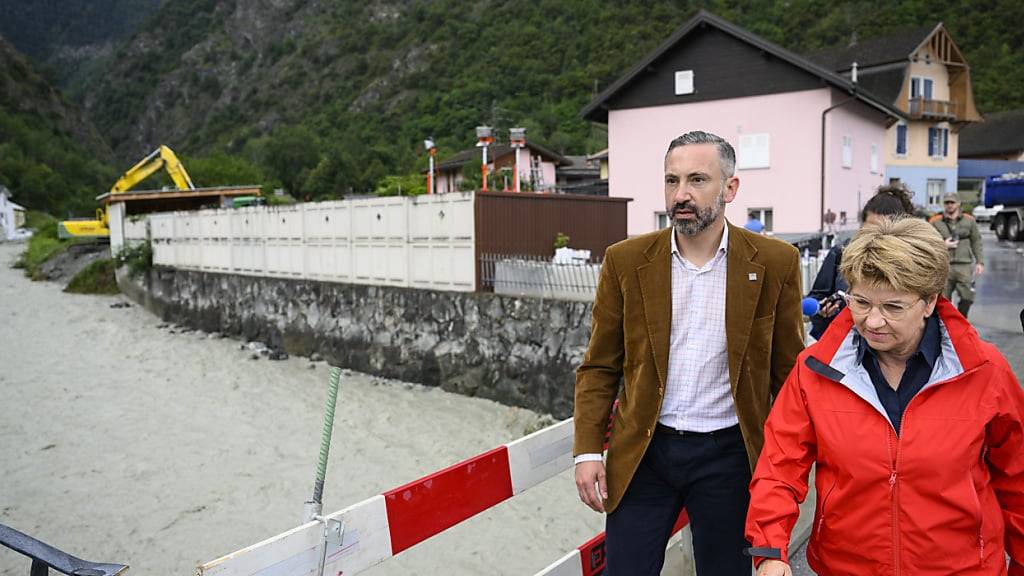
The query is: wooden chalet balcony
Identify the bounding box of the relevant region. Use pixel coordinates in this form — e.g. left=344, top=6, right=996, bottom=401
left=908, top=97, right=960, bottom=121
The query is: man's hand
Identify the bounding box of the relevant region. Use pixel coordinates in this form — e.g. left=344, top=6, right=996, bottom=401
left=756, top=559, right=792, bottom=576
left=945, top=237, right=959, bottom=249
left=574, top=461, right=607, bottom=512
left=975, top=263, right=985, bottom=276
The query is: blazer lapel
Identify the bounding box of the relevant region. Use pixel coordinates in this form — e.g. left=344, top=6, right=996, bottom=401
left=725, top=224, right=765, bottom=393
left=637, top=228, right=672, bottom=389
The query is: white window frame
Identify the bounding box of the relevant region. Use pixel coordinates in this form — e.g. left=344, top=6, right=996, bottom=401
left=841, top=135, right=853, bottom=169
left=737, top=133, right=770, bottom=170
left=929, top=125, right=949, bottom=159
left=748, top=207, right=773, bottom=232
left=910, top=76, right=934, bottom=99
left=656, top=211, right=670, bottom=230
left=674, top=70, right=694, bottom=95
left=927, top=179, right=945, bottom=206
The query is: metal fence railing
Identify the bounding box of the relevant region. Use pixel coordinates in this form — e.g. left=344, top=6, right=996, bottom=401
left=481, top=251, right=829, bottom=304
left=479, top=253, right=603, bottom=302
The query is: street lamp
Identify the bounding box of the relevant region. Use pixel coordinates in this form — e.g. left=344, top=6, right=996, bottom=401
left=509, top=127, right=526, bottom=192
left=475, top=126, right=493, bottom=192
left=424, top=138, right=436, bottom=195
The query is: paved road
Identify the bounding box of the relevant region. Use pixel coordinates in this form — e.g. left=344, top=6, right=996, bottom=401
left=788, top=231, right=1024, bottom=574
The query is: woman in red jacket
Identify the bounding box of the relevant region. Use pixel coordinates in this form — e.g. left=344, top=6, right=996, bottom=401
left=747, top=217, right=1024, bottom=575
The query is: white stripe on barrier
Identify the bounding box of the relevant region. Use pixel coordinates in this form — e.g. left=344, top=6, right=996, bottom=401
left=200, top=495, right=393, bottom=576
left=506, top=418, right=575, bottom=495
left=534, top=549, right=582, bottom=576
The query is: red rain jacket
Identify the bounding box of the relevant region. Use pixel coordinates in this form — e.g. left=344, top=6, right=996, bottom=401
left=746, top=298, right=1024, bottom=574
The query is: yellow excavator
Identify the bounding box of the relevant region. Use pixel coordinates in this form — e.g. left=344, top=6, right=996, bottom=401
left=59, top=145, right=196, bottom=240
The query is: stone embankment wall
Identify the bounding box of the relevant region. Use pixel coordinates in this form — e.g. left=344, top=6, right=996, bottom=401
left=120, top=268, right=594, bottom=418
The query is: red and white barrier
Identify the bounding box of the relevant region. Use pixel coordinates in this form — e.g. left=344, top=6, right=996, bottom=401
left=199, top=419, right=575, bottom=576
left=533, top=510, right=689, bottom=576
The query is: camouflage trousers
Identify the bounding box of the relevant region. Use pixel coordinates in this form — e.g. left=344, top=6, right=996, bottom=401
left=944, top=263, right=976, bottom=317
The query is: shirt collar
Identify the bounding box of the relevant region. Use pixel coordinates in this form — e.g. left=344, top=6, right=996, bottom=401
left=854, top=313, right=942, bottom=368
left=670, top=220, right=730, bottom=257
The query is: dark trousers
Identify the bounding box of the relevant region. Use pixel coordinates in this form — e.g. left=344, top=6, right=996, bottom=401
left=606, top=424, right=752, bottom=576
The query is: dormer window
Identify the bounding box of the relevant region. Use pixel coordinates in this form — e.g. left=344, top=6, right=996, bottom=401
left=910, top=77, right=933, bottom=101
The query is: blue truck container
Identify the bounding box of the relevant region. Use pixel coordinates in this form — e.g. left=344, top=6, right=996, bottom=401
left=985, top=173, right=1024, bottom=240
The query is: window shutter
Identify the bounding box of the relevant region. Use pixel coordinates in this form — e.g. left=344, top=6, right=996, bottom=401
left=943, top=128, right=948, bottom=156
left=896, top=125, right=907, bottom=155
left=674, top=70, right=694, bottom=95
left=928, top=127, right=936, bottom=156
left=924, top=78, right=933, bottom=100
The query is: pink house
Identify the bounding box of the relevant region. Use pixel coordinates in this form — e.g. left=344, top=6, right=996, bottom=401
left=581, top=11, right=903, bottom=238
left=433, top=140, right=568, bottom=194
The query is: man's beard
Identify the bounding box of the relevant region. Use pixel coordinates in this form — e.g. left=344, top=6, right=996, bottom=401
left=671, top=186, right=726, bottom=237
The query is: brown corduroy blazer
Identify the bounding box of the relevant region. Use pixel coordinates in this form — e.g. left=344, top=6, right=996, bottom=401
left=573, top=223, right=805, bottom=513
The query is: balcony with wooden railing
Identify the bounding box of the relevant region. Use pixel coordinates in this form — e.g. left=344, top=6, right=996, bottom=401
left=908, top=96, right=960, bottom=121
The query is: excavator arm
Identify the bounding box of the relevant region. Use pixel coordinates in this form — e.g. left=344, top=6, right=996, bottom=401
left=111, top=145, right=195, bottom=193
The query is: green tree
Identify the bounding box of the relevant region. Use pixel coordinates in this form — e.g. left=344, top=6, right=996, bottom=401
left=256, top=125, right=322, bottom=196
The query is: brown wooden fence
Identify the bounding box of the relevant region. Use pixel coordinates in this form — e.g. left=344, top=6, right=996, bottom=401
left=474, top=191, right=630, bottom=291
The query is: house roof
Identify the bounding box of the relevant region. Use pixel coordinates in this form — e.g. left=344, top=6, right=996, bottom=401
left=849, top=67, right=907, bottom=109
left=807, top=25, right=938, bottom=72
left=581, top=10, right=903, bottom=123
left=959, top=110, right=1024, bottom=157
left=587, top=148, right=608, bottom=161
left=436, top=139, right=570, bottom=171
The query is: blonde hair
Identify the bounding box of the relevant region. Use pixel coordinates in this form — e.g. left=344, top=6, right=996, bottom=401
left=839, top=216, right=948, bottom=298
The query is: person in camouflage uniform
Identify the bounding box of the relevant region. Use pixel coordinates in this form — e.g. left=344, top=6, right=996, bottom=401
left=930, top=192, right=984, bottom=318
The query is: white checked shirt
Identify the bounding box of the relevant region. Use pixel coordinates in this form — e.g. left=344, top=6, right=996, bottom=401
left=658, top=225, right=737, bottom=431
left=575, top=226, right=736, bottom=464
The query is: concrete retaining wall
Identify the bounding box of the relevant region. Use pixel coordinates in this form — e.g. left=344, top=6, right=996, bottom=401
left=120, top=266, right=592, bottom=419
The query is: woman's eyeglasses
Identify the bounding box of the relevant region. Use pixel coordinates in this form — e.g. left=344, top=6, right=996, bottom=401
left=845, top=294, right=923, bottom=320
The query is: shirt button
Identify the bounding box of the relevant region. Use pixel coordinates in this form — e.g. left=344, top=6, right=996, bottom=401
left=646, top=428, right=652, bottom=437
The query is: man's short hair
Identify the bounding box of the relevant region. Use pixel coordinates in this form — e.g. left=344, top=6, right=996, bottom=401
left=839, top=216, right=948, bottom=299
left=665, top=131, right=736, bottom=179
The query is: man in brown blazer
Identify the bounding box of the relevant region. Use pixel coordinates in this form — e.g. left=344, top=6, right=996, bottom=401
left=574, top=131, right=804, bottom=575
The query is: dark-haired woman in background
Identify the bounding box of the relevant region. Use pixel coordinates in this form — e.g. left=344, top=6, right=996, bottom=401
left=807, top=185, right=916, bottom=340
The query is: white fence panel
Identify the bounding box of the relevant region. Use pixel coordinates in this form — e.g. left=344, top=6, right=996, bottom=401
left=202, top=239, right=232, bottom=271
left=123, top=216, right=147, bottom=242
left=152, top=242, right=174, bottom=267
left=306, top=242, right=351, bottom=281
left=150, top=214, right=175, bottom=240
left=266, top=241, right=304, bottom=277
left=132, top=195, right=476, bottom=292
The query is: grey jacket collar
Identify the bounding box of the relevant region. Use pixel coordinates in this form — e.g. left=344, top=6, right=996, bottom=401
left=805, top=319, right=965, bottom=431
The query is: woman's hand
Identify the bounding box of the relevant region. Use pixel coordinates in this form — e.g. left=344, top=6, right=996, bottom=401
left=756, top=559, right=792, bottom=576
left=818, top=301, right=840, bottom=318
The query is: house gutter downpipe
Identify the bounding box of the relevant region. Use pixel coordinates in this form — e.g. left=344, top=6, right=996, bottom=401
left=820, top=65, right=858, bottom=234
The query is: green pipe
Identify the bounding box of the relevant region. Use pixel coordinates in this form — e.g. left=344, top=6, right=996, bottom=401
left=312, top=367, right=341, bottom=505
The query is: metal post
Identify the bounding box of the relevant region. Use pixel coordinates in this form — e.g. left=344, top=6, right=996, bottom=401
left=510, top=127, right=526, bottom=193
left=424, top=138, right=436, bottom=195
left=476, top=126, right=493, bottom=192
